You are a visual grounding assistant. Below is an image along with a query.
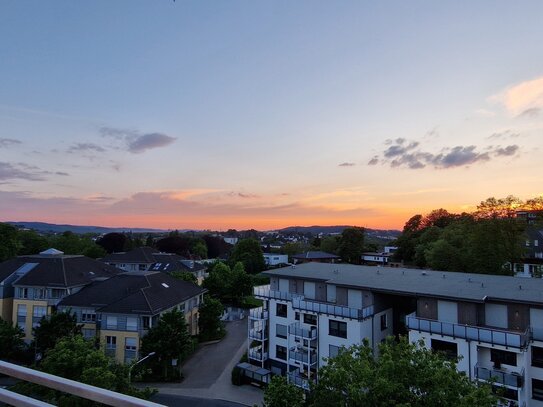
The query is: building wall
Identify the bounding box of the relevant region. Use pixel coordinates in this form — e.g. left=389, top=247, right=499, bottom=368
left=12, top=299, right=50, bottom=340
left=99, top=329, right=140, bottom=364
left=0, top=297, right=13, bottom=322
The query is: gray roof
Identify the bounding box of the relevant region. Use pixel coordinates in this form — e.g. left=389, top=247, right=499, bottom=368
left=264, top=262, right=543, bottom=305
left=292, top=251, right=340, bottom=260
left=102, top=247, right=186, bottom=264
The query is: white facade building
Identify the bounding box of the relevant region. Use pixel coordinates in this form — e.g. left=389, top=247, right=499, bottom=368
left=249, top=262, right=543, bottom=406
left=263, top=253, right=289, bottom=267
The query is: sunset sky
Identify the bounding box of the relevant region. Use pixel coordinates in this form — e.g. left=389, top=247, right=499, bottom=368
left=1, top=1, right=543, bottom=231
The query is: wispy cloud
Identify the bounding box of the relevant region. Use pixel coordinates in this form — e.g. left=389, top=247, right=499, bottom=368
left=68, top=143, right=107, bottom=153
left=338, top=162, right=356, bottom=167
left=492, top=76, right=543, bottom=117
left=487, top=130, right=520, bottom=140
left=0, top=162, right=45, bottom=181
left=370, top=138, right=520, bottom=170
left=0, top=138, right=22, bottom=148
left=100, top=126, right=176, bottom=154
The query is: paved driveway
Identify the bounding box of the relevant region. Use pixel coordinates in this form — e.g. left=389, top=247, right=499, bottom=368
left=148, top=319, right=264, bottom=406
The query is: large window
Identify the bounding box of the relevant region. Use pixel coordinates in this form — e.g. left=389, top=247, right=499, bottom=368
left=303, top=314, right=317, bottom=326
left=431, top=339, right=457, bottom=360
left=276, top=345, right=287, bottom=360
left=17, top=288, right=28, bottom=299
left=533, top=346, right=543, bottom=368
left=491, top=348, right=517, bottom=367
left=81, top=309, right=96, bottom=323
left=125, top=337, right=137, bottom=352
left=142, top=316, right=150, bottom=329
left=329, top=345, right=340, bottom=359
left=380, top=314, right=388, bottom=331
left=276, top=303, right=287, bottom=318
left=17, top=304, right=27, bottom=317
left=534, top=379, right=543, bottom=401
left=329, top=320, right=347, bottom=339
left=276, top=324, right=287, bottom=339
left=106, top=336, right=117, bottom=349
left=106, top=316, right=118, bottom=329
left=33, top=306, right=47, bottom=318
left=126, top=317, right=138, bottom=331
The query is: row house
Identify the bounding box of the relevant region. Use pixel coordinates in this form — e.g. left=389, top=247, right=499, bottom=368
left=59, top=271, right=206, bottom=364
left=249, top=262, right=543, bottom=406
left=0, top=248, right=120, bottom=340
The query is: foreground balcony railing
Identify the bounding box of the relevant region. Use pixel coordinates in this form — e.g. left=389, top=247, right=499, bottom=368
left=406, top=313, right=530, bottom=349
left=289, top=348, right=318, bottom=365
left=248, top=347, right=269, bottom=362
left=289, top=322, right=318, bottom=340
left=293, top=298, right=374, bottom=321
left=254, top=285, right=294, bottom=301
left=249, top=307, right=269, bottom=320
left=287, top=370, right=314, bottom=391
left=475, top=364, right=523, bottom=388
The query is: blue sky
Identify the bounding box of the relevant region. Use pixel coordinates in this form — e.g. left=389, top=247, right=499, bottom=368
left=1, top=1, right=542, bottom=230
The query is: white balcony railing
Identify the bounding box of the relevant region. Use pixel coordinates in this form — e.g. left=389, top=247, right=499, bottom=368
left=254, top=285, right=294, bottom=301
left=289, top=348, right=318, bottom=365
left=249, top=307, right=269, bottom=320
left=248, top=347, right=269, bottom=362
left=406, top=313, right=531, bottom=349
left=289, top=322, right=318, bottom=340
left=249, top=328, right=267, bottom=341
left=287, top=369, right=314, bottom=391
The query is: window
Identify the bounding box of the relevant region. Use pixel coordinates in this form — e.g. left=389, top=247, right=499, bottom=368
left=295, top=312, right=300, bottom=321
left=329, top=320, right=347, bottom=338
left=139, top=264, right=147, bottom=271
left=533, top=346, right=543, bottom=368
left=34, top=288, right=46, bottom=299
left=536, top=240, right=540, bottom=247
left=17, top=304, right=27, bottom=317
left=179, top=303, right=186, bottom=313
left=303, top=313, right=317, bottom=326
left=491, top=349, right=517, bottom=367
left=106, top=336, right=117, bottom=349
left=106, top=316, right=117, bottom=329
left=431, top=339, right=457, bottom=360
left=82, top=329, right=95, bottom=339
left=533, top=379, right=543, bottom=401
left=276, top=324, right=287, bottom=339
left=50, top=289, right=64, bottom=299
left=329, top=345, right=340, bottom=359
left=142, top=316, right=150, bottom=329
left=18, top=288, right=28, bottom=299
left=81, top=309, right=96, bottom=323
left=276, top=303, right=287, bottom=318
left=126, top=317, right=137, bottom=331
left=17, top=322, right=25, bottom=332
left=276, top=345, right=287, bottom=360
left=33, top=306, right=47, bottom=318
left=125, top=337, right=137, bottom=352
left=380, top=314, right=388, bottom=331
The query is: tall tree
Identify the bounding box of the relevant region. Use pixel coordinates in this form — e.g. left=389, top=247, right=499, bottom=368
left=96, top=232, right=128, bottom=253
left=310, top=337, right=496, bottom=407
left=0, top=317, right=26, bottom=363
left=338, top=227, right=365, bottom=264
left=17, top=229, right=49, bottom=255
left=229, top=238, right=266, bottom=274
left=0, top=223, right=20, bottom=261
left=156, top=235, right=191, bottom=256
left=198, top=296, right=225, bottom=341
left=140, top=309, right=193, bottom=380
left=263, top=376, right=305, bottom=407
left=32, top=310, right=82, bottom=358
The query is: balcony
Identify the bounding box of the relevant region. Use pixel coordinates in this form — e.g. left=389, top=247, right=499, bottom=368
left=475, top=364, right=523, bottom=388
left=289, top=322, right=318, bottom=340
left=289, top=347, right=318, bottom=365
left=253, top=285, right=294, bottom=301
left=406, top=313, right=531, bottom=349
left=249, top=328, right=267, bottom=341
left=249, top=307, right=269, bottom=320
left=248, top=346, right=269, bottom=362
left=292, top=297, right=374, bottom=321
left=287, top=369, right=314, bottom=391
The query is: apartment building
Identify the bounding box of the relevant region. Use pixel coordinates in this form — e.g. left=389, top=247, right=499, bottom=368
left=58, top=271, right=206, bottom=363
left=250, top=262, right=543, bottom=406
left=0, top=248, right=120, bottom=340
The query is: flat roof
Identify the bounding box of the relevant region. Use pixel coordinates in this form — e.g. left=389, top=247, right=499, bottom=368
left=264, top=262, right=543, bottom=305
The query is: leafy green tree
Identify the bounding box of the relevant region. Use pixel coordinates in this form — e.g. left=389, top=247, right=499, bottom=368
left=170, top=270, right=198, bottom=284
left=191, top=240, right=208, bottom=259
left=282, top=242, right=305, bottom=258
left=198, top=296, right=225, bottom=341
left=83, top=244, right=107, bottom=259
left=229, top=238, right=266, bottom=274
left=263, top=376, right=305, bottom=407
left=0, top=223, right=20, bottom=261
left=17, top=229, right=50, bottom=255
left=230, top=262, right=254, bottom=304
left=140, top=309, right=193, bottom=380
left=203, top=262, right=253, bottom=306
left=320, top=236, right=339, bottom=255
left=32, top=310, right=82, bottom=358
left=0, top=317, right=26, bottom=362
left=96, top=232, right=128, bottom=253
left=338, top=227, right=365, bottom=264
left=310, top=337, right=497, bottom=407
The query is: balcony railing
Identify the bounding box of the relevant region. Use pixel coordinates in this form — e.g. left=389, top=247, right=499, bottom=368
left=475, top=364, right=524, bottom=388
left=406, top=313, right=531, bottom=349
left=289, top=322, right=318, bottom=340
left=249, top=307, right=269, bottom=320
left=287, top=370, right=314, bottom=391
left=253, top=285, right=294, bottom=301
left=293, top=298, right=374, bottom=321
left=249, top=328, right=267, bottom=341
left=289, top=348, right=318, bottom=365
left=248, top=347, right=269, bottom=362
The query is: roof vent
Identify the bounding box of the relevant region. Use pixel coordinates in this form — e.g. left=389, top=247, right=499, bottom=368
left=421, top=271, right=427, bottom=276
left=442, top=274, right=445, bottom=278
left=519, top=285, right=522, bottom=290
left=161, top=283, right=169, bottom=288
left=40, top=248, right=64, bottom=256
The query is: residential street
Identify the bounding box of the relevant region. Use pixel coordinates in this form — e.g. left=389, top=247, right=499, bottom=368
left=145, top=319, right=264, bottom=407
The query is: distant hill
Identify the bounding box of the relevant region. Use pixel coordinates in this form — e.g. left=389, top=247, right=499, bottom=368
left=6, top=221, right=168, bottom=235
left=276, top=225, right=401, bottom=240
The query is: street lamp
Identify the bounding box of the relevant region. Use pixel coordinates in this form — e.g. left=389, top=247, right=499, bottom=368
left=128, top=351, right=155, bottom=385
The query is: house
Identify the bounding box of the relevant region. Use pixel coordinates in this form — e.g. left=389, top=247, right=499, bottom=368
left=291, top=251, right=340, bottom=264
left=0, top=248, right=120, bottom=341
left=58, top=271, right=206, bottom=363
left=249, top=262, right=543, bottom=405
left=101, top=246, right=207, bottom=284
left=361, top=252, right=391, bottom=265
left=263, top=253, right=289, bottom=267
left=514, top=228, right=543, bottom=278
